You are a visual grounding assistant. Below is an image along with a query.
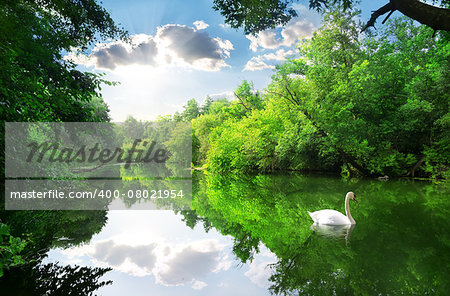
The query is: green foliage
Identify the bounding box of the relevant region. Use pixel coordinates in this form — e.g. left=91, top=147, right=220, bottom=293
left=206, top=107, right=286, bottom=172
left=192, top=113, right=227, bottom=165
left=0, top=262, right=112, bottom=296
left=163, top=10, right=448, bottom=178
left=207, top=98, right=232, bottom=115
left=164, top=122, right=193, bottom=167
left=190, top=10, right=449, bottom=178
left=234, top=80, right=265, bottom=111
left=212, top=0, right=449, bottom=35
left=0, top=206, right=108, bottom=283
left=0, top=0, right=123, bottom=286
left=0, top=223, right=27, bottom=277
left=0, top=0, right=125, bottom=122
left=117, top=116, right=151, bottom=143
left=0, top=1, right=122, bottom=291
left=182, top=99, right=201, bottom=121
left=212, top=0, right=299, bottom=35
left=201, top=96, right=214, bottom=114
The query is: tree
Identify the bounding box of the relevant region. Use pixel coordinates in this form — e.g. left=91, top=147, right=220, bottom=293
left=0, top=0, right=126, bottom=123
left=118, top=116, right=147, bottom=143
left=181, top=99, right=201, bottom=121
left=212, top=0, right=450, bottom=35
left=192, top=113, right=227, bottom=165
left=234, top=80, right=264, bottom=112
left=268, top=10, right=449, bottom=177
left=191, top=7, right=448, bottom=177
left=201, top=96, right=214, bottom=114
left=0, top=0, right=126, bottom=175
left=0, top=0, right=124, bottom=281
left=207, top=98, right=231, bottom=115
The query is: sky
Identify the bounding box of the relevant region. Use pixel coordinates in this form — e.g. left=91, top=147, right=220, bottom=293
left=67, top=0, right=392, bottom=121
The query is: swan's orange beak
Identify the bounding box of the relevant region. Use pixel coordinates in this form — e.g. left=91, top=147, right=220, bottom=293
left=353, top=196, right=358, bottom=203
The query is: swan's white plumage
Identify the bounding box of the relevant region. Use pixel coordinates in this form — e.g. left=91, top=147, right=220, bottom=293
left=308, top=192, right=357, bottom=225
left=308, top=210, right=351, bottom=225
left=309, top=223, right=354, bottom=239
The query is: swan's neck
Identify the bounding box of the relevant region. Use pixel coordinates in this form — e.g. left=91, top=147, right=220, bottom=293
left=345, top=195, right=356, bottom=224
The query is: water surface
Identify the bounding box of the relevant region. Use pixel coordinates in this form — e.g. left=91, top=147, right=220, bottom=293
left=2, top=173, right=449, bottom=295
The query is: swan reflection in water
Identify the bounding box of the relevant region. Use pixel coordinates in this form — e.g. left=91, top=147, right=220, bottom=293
left=310, top=224, right=355, bottom=242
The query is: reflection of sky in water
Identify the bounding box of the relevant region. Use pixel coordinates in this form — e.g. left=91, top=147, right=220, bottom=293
left=45, top=211, right=276, bottom=295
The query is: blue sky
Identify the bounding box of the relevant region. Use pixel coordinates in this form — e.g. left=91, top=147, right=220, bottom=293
left=67, top=0, right=391, bottom=121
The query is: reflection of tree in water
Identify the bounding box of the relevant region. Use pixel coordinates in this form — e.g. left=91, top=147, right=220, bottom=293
left=0, top=184, right=112, bottom=294
left=119, top=164, right=193, bottom=210
left=1, top=209, right=107, bottom=257
left=1, top=263, right=111, bottom=296
left=184, top=173, right=450, bottom=295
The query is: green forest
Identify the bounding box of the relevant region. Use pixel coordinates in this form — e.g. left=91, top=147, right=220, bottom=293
left=122, top=9, right=449, bottom=179
left=1, top=1, right=448, bottom=177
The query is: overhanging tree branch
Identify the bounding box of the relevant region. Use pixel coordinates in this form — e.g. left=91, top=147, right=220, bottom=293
left=393, top=0, right=450, bottom=31
left=362, top=0, right=450, bottom=32
left=213, top=0, right=450, bottom=35
left=267, top=91, right=298, bottom=106
left=361, top=3, right=394, bottom=32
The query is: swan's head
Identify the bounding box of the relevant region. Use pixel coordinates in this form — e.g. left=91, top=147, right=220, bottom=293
left=347, top=192, right=357, bottom=203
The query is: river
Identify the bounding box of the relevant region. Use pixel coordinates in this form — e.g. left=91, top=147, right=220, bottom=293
left=2, top=172, right=449, bottom=295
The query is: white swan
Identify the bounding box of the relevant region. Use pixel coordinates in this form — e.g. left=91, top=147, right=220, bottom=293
left=308, top=192, right=357, bottom=225
left=310, top=224, right=355, bottom=240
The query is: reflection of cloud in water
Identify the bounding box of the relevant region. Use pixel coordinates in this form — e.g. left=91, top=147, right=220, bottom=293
left=155, top=239, right=231, bottom=287
left=245, top=245, right=277, bottom=288
left=62, top=238, right=231, bottom=288
left=91, top=240, right=157, bottom=270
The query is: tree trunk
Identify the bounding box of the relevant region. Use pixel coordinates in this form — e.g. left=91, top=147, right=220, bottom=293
left=392, top=0, right=450, bottom=31
left=362, top=0, right=450, bottom=32
left=301, top=110, right=373, bottom=176
left=405, top=154, right=426, bottom=177
left=281, top=81, right=373, bottom=176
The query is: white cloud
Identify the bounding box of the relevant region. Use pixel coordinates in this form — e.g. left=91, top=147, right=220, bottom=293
left=192, top=280, right=208, bottom=290
left=193, top=20, right=209, bottom=30
left=214, top=38, right=234, bottom=58
left=65, top=24, right=233, bottom=72
left=243, top=59, right=275, bottom=71
left=90, top=240, right=157, bottom=270
left=207, top=90, right=234, bottom=101
left=246, top=4, right=320, bottom=52
left=243, top=49, right=296, bottom=71
left=280, top=20, right=316, bottom=44
left=262, top=49, right=296, bottom=61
